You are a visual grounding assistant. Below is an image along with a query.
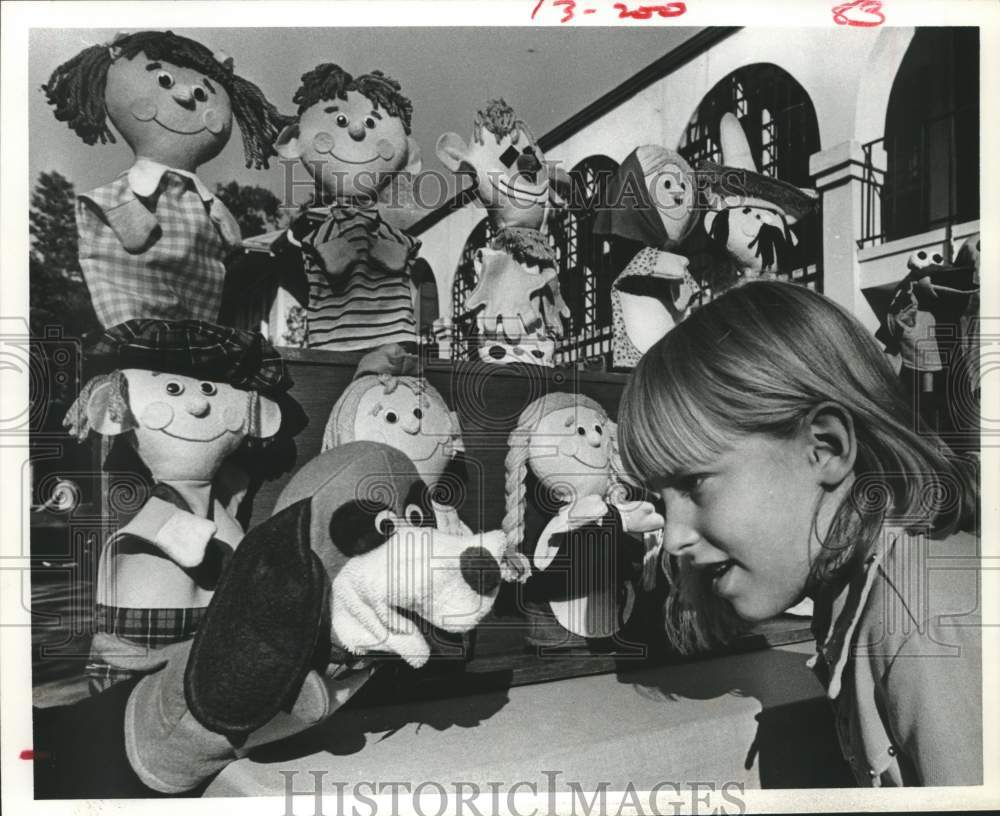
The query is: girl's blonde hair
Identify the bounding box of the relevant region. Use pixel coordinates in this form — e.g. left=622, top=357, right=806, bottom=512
left=618, top=281, right=977, bottom=652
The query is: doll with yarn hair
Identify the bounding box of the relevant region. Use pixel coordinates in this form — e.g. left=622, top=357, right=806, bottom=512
left=501, top=392, right=663, bottom=641
left=44, top=30, right=290, bottom=327
left=437, top=99, right=571, bottom=366
left=594, top=145, right=701, bottom=369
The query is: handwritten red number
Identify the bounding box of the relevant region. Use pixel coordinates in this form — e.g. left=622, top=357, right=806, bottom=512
left=531, top=0, right=546, bottom=18
left=832, top=0, right=885, bottom=27
left=614, top=2, right=686, bottom=19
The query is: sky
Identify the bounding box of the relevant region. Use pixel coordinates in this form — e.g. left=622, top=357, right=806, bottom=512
left=28, top=26, right=698, bottom=219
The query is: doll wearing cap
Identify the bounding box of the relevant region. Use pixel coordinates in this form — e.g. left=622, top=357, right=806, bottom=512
left=437, top=100, right=571, bottom=366
left=274, top=65, right=424, bottom=352
left=594, top=145, right=701, bottom=369
left=700, top=113, right=818, bottom=287
left=63, top=319, right=303, bottom=692
left=44, top=31, right=289, bottom=327
left=501, top=393, right=662, bottom=641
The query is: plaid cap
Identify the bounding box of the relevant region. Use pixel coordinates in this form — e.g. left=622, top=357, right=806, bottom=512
left=85, top=319, right=295, bottom=400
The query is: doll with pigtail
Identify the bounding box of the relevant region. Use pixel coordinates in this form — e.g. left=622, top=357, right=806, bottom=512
left=43, top=30, right=290, bottom=327
left=500, top=393, right=662, bottom=644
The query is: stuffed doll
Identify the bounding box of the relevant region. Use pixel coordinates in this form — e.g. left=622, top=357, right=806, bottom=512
left=501, top=393, right=663, bottom=641
left=700, top=113, right=818, bottom=286
left=103, top=440, right=507, bottom=793
left=884, top=248, right=978, bottom=432
left=593, top=145, right=700, bottom=368
left=321, top=343, right=469, bottom=534
left=274, top=64, right=425, bottom=352
left=437, top=99, right=571, bottom=366
left=62, top=319, right=303, bottom=693
left=44, top=31, right=289, bottom=327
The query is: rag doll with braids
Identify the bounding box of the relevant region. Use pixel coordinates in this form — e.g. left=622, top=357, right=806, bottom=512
left=43, top=30, right=290, bottom=327
left=274, top=64, right=425, bottom=352
left=501, top=393, right=663, bottom=643
left=436, top=100, right=571, bottom=366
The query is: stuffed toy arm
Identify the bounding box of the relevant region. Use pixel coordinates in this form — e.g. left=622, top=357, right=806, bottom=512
left=124, top=496, right=219, bottom=569
left=301, top=216, right=374, bottom=278
left=77, top=189, right=160, bottom=255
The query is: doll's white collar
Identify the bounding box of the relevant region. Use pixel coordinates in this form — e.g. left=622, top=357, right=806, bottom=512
left=129, top=158, right=214, bottom=203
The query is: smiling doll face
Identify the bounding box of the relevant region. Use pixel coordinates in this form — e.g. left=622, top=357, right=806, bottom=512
left=644, top=159, right=696, bottom=246
left=528, top=405, right=612, bottom=501
left=104, top=53, right=233, bottom=171
left=289, top=91, right=413, bottom=200
left=124, top=369, right=249, bottom=481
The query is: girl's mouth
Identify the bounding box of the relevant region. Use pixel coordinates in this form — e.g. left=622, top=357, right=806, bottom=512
left=706, top=559, right=737, bottom=593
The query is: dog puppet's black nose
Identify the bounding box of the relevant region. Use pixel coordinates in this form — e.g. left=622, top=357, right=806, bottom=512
left=460, top=546, right=501, bottom=595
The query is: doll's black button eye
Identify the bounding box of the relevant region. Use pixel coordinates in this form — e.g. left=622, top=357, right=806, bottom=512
left=500, top=146, right=519, bottom=168
left=531, top=350, right=544, bottom=358
left=193, top=86, right=208, bottom=103
left=364, top=117, right=376, bottom=129
left=917, top=250, right=927, bottom=259
left=413, top=408, right=423, bottom=420
left=663, top=178, right=672, bottom=189
left=385, top=411, right=398, bottom=424
left=336, top=114, right=349, bottom=128
left=405, top=504, right=426, bottom=526
left=932, top=254, right=943, bottom=263
left=577, top=426, right=586, bottom=436
left=375, top=511, right=396, bottom=538
left=200, top=382, right=217, bottom=396
left=742, top=207, right=751, bottom=214
left=157, top=71, right=174, bottom=89
left=594, top=425, right=603, bottom=435
left=165, top=381, right=184, bottom=396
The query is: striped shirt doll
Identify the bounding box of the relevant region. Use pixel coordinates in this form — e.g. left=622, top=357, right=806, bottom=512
left=275, top=64, right=425, bottom=352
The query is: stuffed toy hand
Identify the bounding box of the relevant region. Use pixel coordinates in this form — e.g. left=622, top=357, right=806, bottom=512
left=613, top=499, right=664, bottom=535
left=308, top=219, right=373, bottom=277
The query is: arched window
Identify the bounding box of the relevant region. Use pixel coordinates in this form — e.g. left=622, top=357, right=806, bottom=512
left=881, top=28, right=979, bottom=242
left=552, top=154, right=619, bottom=367
left=450, top=217, right=494, bottom=361
left=678, top=63, right=822, bottom=295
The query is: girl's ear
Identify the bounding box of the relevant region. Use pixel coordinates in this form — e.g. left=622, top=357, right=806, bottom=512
left=86, top=380, right=136, bottom=437
left=252, top=395, right=283, bottom=439
left=403, top=137, right=422, bottom=176
left=274, top=123, right=302, bottom=159
left=804, top=402, right=856, bottom=487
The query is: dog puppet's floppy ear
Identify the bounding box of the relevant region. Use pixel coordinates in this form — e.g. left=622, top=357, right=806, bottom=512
left=435, top=132, right=471, bottom=173
left=185, top=497, right=328, bottom=739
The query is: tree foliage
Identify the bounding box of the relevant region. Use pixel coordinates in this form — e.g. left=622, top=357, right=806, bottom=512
left=214, top=181, right=288, bottom=238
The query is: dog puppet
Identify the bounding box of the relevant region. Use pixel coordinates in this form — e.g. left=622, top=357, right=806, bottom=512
left=108, top=440, right=505, bottom=793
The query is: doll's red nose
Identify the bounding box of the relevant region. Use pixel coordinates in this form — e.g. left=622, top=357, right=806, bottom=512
left=172, top=87, right=197, bottom=110
left=460, top=546, right=501, bottom=595
left=348, top=122, right=367, bottom=142
left=186, top=396, right=210, bottom=417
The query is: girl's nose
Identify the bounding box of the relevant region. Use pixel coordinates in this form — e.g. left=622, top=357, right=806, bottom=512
left=172, top=86, right=196, bottom=109
left=185, top=396, right=210, bottom=418
left=661, top=490, right=700, bottom=555
left=348, top=122, right=367, bottom=142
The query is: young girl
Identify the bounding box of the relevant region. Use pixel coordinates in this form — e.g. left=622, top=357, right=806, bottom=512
left=617, top=281, right=981, bottom=788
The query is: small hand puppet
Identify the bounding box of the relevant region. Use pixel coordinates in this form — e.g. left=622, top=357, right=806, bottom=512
left=593, top=145, right=701, bottom=368
left=322, top=343, right=468, bottom=533
left=44, top=30, right=289, bottom=327
left=118, top=440, right=506, bottom=793
left=437, top=99, right=571, bottom=366
left=275, top=64, right=425, bottom=352
left=700, top=113, right=818, bottom=284
left=62, top=319, right=303, bottom=692
left=501, top=393, right=663, bottom=640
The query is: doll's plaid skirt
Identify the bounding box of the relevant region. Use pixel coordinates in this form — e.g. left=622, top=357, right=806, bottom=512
left=85, top=604, right=207, bottom=694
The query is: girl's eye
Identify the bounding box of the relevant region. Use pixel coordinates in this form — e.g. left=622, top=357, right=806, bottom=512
left=199, top=382, right=217, bottom=396
left=385, top=411, right=398, bottom=424
left=576, top=426, right=586, bottom=436
left=404, top=504, right=425, bottom=526
left=364, top=116, right=377, bottom=129
left=193, top=85, right=209, bottom=103
left=676, top=475, right=707, bottom=499
left=413, top=408, right=423, bottom=420
left=374, top=510, right=396, bottom=538
left=157, top=71, right=175, bottom=90
left=335, top=114, right=349, bottom=128
left=165, top=381, right=184, bottom=396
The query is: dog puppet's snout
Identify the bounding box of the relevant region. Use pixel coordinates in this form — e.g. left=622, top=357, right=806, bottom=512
left=460, top=546, right=501, bottom=595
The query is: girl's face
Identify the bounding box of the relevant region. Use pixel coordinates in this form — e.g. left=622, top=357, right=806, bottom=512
left=105, top=53, right=233, bottom=171
left=659, top=430, right=825, bottom=622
